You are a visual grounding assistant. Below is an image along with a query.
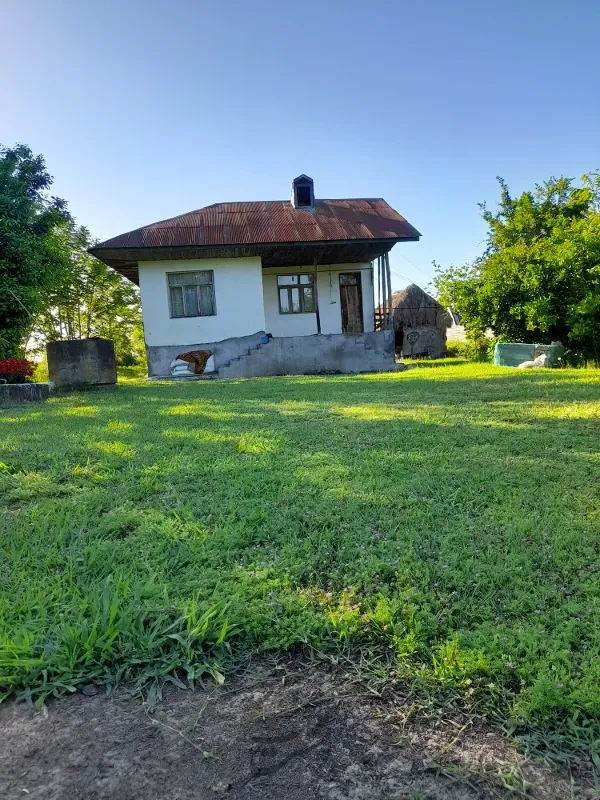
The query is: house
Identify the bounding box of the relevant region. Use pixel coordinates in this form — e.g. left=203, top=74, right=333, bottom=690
left=446, top=309, right=467, bottom=344
left=90, top=176, right=421, bottom=378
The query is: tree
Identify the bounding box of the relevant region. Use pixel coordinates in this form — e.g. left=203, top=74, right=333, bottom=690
left=31, top=224, right=144, bottom=365
left=435, top=173, right=600, bottom=362
left=0, top=144, right=72, bottom=358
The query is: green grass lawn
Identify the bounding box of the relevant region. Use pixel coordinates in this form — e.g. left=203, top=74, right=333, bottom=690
left=1, top=363, right=600, bottom=756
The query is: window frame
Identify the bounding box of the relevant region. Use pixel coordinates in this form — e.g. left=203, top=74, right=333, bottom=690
left=167, top=270, right=216, bottom=319
left=292, top=176, right=315, bottom=208
left=277, top=274, right=315, bottom=315
left=294, top=183, right=313, bottom=207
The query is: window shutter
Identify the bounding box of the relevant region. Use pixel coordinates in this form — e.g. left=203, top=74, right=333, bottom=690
left=170, top=286, right=185, bottom=316
left=167, top=271, right=215, bottom=318
left=168, top=271, right=212, bottom=287
left=183, top=285, right=199, bottom=316
left=198, top=285, right=215, bottom=316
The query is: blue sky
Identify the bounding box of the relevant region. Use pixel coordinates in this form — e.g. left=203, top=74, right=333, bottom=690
left=3, top=0, right=598, bottom=292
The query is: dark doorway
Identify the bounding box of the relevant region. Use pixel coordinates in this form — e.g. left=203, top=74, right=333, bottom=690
left=395, top=325, right=404, bottom=355
left=339, top=273, right=364, bottom=334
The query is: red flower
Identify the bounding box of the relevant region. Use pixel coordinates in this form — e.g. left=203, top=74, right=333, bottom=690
left=0, top=358, right=35, bottom=383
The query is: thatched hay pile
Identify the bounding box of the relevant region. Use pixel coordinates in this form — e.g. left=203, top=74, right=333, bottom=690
left=391, top=284, right=449, bottom=358
left=392, top=284, right=448, bottom=329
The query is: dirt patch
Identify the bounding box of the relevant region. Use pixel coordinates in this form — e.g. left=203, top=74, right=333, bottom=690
left=0, top=660, right=584, bottom=799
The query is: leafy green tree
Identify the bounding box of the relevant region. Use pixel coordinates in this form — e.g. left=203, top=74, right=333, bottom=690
left=31, top=224, right=144, bottom=365
left=435, top=173, right=600, bottom=361
left=0, top=144, right=72, bottom=358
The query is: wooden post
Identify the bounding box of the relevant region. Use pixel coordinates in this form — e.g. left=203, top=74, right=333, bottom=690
left=372, top=259, right=379, bottom=330
left=379, top=255, right=384, bottom=328
left=385, top=252, right=393, bottom=330
left=380, top=254, right=387, bottom=330
left=313, top=256, right=321, bottom=334
left=377, top=257, right=382, bottom=329
left=373, top=260, right=379, bottom=330
left=380, top=255, right=386, bottom=328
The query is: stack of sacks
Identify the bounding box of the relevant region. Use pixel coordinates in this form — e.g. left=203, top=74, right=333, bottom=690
left=170, top=358, right=195, bottom=377
left=204, top=355, right=216, bottom=373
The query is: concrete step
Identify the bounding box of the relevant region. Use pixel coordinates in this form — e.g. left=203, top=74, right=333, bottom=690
left=220, top=340, right=270, bottom=374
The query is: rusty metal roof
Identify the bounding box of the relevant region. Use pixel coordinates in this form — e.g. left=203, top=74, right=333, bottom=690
left=90, top=197, right=421, bottom=283
left=94, top=198, right=420, bottom=250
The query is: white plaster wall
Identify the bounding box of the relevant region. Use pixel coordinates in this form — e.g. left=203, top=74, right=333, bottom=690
left=138, top=257, right=266, bottom=347
left=262, top=264, right=374, bottom=337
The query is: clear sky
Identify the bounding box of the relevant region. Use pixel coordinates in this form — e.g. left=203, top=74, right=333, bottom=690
left=3, top=0, right=598, bottom=292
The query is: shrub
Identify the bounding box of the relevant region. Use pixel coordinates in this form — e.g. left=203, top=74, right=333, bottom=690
left=446, top=337, right=496, bottom=362
left=562, top=348, right=599, bottom=368
left=32, top=355, right=49, bottom=382
left=445, top=341, right=467, bottom=358
left=117, top=352, right=140, bottom=367
left=464, top=336, right=496, bottom=362
left=0, top=358, right=35, bottom=384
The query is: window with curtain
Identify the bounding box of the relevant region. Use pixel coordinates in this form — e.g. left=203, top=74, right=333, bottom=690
left=277, top=274, right=314, bottom=314
left=167, top=271, right=215, bottom=318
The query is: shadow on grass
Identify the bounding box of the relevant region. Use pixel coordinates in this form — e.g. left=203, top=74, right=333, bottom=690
left=1, top=365, right=600, bottom=766
left=403, top=357, right=472, bottom=368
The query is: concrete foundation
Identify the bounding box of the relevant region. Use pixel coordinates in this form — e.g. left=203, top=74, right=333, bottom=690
left=146, top=332, right=266, bottom=378
left=147, top=331, right=395, bottom=379
left=47, top=339, right=117, bottom=388
left=0, top=382, right=55, bottom=407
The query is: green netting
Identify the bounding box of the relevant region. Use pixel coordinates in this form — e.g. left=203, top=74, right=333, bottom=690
left=494, top=342, right=564, bottom=367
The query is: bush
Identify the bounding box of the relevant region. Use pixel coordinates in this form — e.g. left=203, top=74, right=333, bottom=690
left=117, top=352, right=140, bottom=367
left=446, top=337, right=496, bottom=362
left=0, top=358, right=35, bottom=384
left=445, top=341, right=467, bottom=358
left=464, top=336, right=496, bottom=362
left=32, top=355, right=49, bottom=382
left=562, top=348, right=599, bottom=368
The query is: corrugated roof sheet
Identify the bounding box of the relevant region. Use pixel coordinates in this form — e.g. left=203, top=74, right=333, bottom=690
left=94, top=198, right=420, bottom=250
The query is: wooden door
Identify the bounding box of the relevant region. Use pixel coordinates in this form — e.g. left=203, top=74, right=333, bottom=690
left=339, top=273, right=363, bottom=334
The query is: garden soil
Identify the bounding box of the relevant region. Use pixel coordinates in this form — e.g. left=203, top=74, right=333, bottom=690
left=0, top=660, right=584, bottom=799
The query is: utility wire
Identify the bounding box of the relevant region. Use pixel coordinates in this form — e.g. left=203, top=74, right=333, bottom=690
left=389, top=268, right=415, bottom=284
left=397, top=251, right=435, bottom=279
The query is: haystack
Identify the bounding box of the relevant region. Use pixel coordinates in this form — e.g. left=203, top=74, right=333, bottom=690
left=391, top=284, right=449, bottom=358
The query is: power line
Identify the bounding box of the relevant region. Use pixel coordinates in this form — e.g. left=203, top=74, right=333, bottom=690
left=374, top=263, right=435, bottom=294
left=372, top=261, right=411, bottom=286
left=397, top=251, right=435, bottom=279
left=390, top=268, right=432, bottom=290
left=382, top=269, right=440, bottom=303
left=389, top=268, right=413, bottom=284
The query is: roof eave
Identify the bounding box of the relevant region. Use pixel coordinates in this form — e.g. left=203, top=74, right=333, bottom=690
left=89, top=235, right=420, bottom=284
left=89, top=235, right=421, bottom=264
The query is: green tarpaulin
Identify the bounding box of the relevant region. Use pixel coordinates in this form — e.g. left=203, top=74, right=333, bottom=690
left=494, top=342, right=564, bottom=367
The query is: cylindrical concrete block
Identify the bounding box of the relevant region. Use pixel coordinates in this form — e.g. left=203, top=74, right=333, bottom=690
left=46, top=339, right=117, bottom=388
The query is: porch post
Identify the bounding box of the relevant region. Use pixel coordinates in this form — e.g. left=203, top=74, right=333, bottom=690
left=376, top=257, right=382, bottom=329
left=380, top=254, right=387, bottom=330
left=385, top=252, right=393, bottom=330
left=313, top=256, right=321, bottom=334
